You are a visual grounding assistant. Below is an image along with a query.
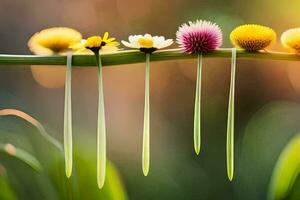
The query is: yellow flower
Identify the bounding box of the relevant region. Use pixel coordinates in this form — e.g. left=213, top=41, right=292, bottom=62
left=281, top=28, right=300, bottom=53
left=84, top=32, right=119, bottom=52
left=230, top=24, right=276, bottom=51
left=28, top=27, right=82, bottom=55
left=86, top=36, right=103, bottom=49
left=70, top=40, right=119, bottom=54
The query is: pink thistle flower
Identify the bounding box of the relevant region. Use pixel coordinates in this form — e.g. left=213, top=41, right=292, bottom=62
left=176, top=20, right=223, bottom=54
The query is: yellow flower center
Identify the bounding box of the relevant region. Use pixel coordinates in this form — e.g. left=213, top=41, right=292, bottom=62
left=86, top=36, right=103, bottom=48
left=138, top=38, right=153, bottom=48
left=230, top=24, right=276, bottom=51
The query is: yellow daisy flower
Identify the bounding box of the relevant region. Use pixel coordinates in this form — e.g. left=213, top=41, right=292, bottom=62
left=84, top=32, right=119, bottom=53
left=281, top=28, right=300, bottom=53
left=70, top=39, right=119, bottom=55
left=230, top=24, right=276, bottom=51
left=28, top=27, right=82, bottom=55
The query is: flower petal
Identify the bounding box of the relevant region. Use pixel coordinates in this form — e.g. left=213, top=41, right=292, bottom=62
left=144, top=34, right=152, bottom=39
left=121, top=40, right=138, bottom=48
left=157, top=39, right=173, bottom=49
left=103, top=32, right=109, bottom=41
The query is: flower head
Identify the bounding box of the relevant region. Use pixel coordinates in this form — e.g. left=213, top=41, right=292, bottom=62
left=121, top=34, right=173, bottom=53
left=70, top=39, right=118, bottom=55
left=176, top=20, right=223, bottom=54
left=230, top=24, right=276, bottom=52
left=281, top=28, right=300, bottom=53
left=28, top=27, right=82, bottom=55
left=84, top=32, right=119, bottom=53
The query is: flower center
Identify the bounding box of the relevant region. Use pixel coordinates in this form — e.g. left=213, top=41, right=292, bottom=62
left=86, top=36, right=103, bottom=48
left=138, top=38, right=153, bottom=48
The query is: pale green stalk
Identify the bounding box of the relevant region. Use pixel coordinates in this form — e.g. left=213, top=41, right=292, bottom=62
left=142, top=53, right=150, bottom=176
left=226, top=48, right=237, bottom=181
left=1, top=49, right=300, bottom=67
left=194, top=53, right=202, bottom=155
left=95, top=52, right=107, bottom=189
left=64, top=53, right=73, bottom=178
left=0, top=143, right=42, bottom=171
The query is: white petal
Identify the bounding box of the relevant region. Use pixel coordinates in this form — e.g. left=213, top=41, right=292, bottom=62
left=152, top=36, right=165, bottom=48
left=129, top=35, right=140, bottom=47
left=128, top=35, right=136, bottom=43
left=121, top=40, right=138, bottom=48
left=144, top=34, right=152, bottom=39
left=157, top=39, right=173, bottom=49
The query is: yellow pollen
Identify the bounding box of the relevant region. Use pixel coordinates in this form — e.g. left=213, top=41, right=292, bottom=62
left=230, top=24, right=276, bottom=51
left=86, top=36, right=103, bottom=49
left=138, top=38, right=154, bottom=48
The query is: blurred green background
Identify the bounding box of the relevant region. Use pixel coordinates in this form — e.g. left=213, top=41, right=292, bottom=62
left=1, top=0, right=300, bottom=199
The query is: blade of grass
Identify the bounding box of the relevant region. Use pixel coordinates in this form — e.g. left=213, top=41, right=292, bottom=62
left=95, top=52, right=107, bottom=189
left=268, top=134, right=300, bottom=200
left=226, top=48, right=237, bottom=181
left=194, top=53, right=202, bottom=155
left=0, top=143, right=42, bottom=171
left=0, top=109, right=62, bottom=151
left=142, top=53, right=150, bottom=176
left=64, top=53, right=73, bottom=178
left=0, top=109, right=79, bottom=199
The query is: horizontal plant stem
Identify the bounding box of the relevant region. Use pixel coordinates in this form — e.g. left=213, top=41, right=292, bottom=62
left=0, top=49, right=300, bottom=67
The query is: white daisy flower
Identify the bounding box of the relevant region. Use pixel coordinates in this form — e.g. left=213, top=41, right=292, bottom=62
left=121, top=34, right=173, bottom=53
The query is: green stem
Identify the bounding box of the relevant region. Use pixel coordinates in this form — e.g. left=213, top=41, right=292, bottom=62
left=226, top=48, right=237, bottom=181
left=95, top=52, right=107, bottom=189
left=142, top=53, right=150, bottom=176
left=64, top=53, right=73, bottom=178
left=1, top=49, right=300, bottom=67
left=194, top=53, right=202, bottom=155
left=0, top=109, right=63, bottom=152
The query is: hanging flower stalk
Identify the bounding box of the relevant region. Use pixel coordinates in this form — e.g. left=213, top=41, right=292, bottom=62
left=226, top=48, right=236, bottom=181
left=64, top=53, right=73, bottom=178
left=28, top=27, right=83, bottom=178
left=122, top=34, right=173, bottom=176
left=176, top=20, right=223, bottom=155
left=229, top=24, right=276, bottom=181
left=83, top=33, right=119, bottom=189
left=281, top=28, right=300, bottom=53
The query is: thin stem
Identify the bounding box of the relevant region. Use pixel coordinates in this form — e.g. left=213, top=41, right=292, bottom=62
left=194, top=53, right=202, bottom=155
left=226, top=48, right=237, bottom=181
left=1, top=49, right=300, bottom=67
left=142, top=53, right=150, bottom=176
left=95, top=52, right=107, bottom=189
left=64, top=53, right=73, bottom=178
